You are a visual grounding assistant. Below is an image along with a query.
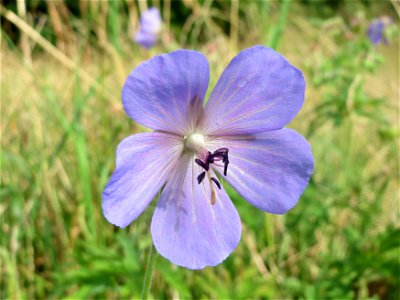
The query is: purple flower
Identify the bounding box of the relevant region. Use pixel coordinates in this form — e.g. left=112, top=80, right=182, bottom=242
left=102, top=46, right=314, bottom=269
left=367, top=16, right=392, bottom=46
left=134, top=7, right=162, bottom=48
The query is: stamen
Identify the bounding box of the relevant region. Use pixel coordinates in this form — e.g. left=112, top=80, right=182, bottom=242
left=206, top=172, right=216, bottom=205
left=195, top=147, right=230, bottom=205
left=212, top=148, right=229, bottom=176
left=211, top=177, right=221, bottom=190
left=223, top=159, right=229, bottom=176
left=197, top=171, right=206, bottom=184
left=195, top=158, right=207, bottom=170
left=213, top=148, right=229, bottom=156
left=204, top=151, right=212, bottom=171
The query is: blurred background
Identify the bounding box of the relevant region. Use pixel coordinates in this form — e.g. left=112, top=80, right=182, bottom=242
left=1, top=0, right=399, bottom=299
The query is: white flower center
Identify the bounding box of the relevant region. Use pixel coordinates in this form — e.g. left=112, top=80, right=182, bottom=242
left=184, top=133, right=205, bottom=153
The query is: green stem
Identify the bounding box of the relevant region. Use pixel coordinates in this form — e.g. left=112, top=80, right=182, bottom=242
left=141, top=243, right=157, bottom=300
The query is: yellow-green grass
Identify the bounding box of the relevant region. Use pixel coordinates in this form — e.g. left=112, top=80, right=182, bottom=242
left=1, top=1, right=399, bottom=299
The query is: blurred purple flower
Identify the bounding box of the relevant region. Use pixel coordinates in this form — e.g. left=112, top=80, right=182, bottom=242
left=367, top=16, right=392, bottom=46
left=102, top=46, right=314, bottom=269
left=134, top=7, right=162, bottom=48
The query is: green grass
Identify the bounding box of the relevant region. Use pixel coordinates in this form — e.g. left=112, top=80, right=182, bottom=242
left=1, top=1, right=399, bottom=299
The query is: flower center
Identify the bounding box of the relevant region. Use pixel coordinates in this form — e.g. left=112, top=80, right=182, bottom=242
left=184, top=133, right=230, bottom=206
left=184, top=132, right=205, bottom=153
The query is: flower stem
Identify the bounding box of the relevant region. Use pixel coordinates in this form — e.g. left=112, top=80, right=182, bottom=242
left=141, top=243, right=157, bottom=300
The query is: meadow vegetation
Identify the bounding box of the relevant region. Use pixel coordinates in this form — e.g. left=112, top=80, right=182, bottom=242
left=1, top=0, right=399, bottom=299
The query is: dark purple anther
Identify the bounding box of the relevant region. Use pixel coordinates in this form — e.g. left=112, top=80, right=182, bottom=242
left=211, top=148, right=229, bottom=176
left=211, top=148, right=228, bottom=162
left=195, top=158, right=207, bottom=171
left=197, top=171, right=206, bottom=184
left=205, top=151, right=212, bottom=171
left=213, top=148, right=228, bottom=156
left=223, top=159, right=229, bottom=176
left=211, top=177, right=221, bottom=189
left=195, top=147, right=230, bottom=188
